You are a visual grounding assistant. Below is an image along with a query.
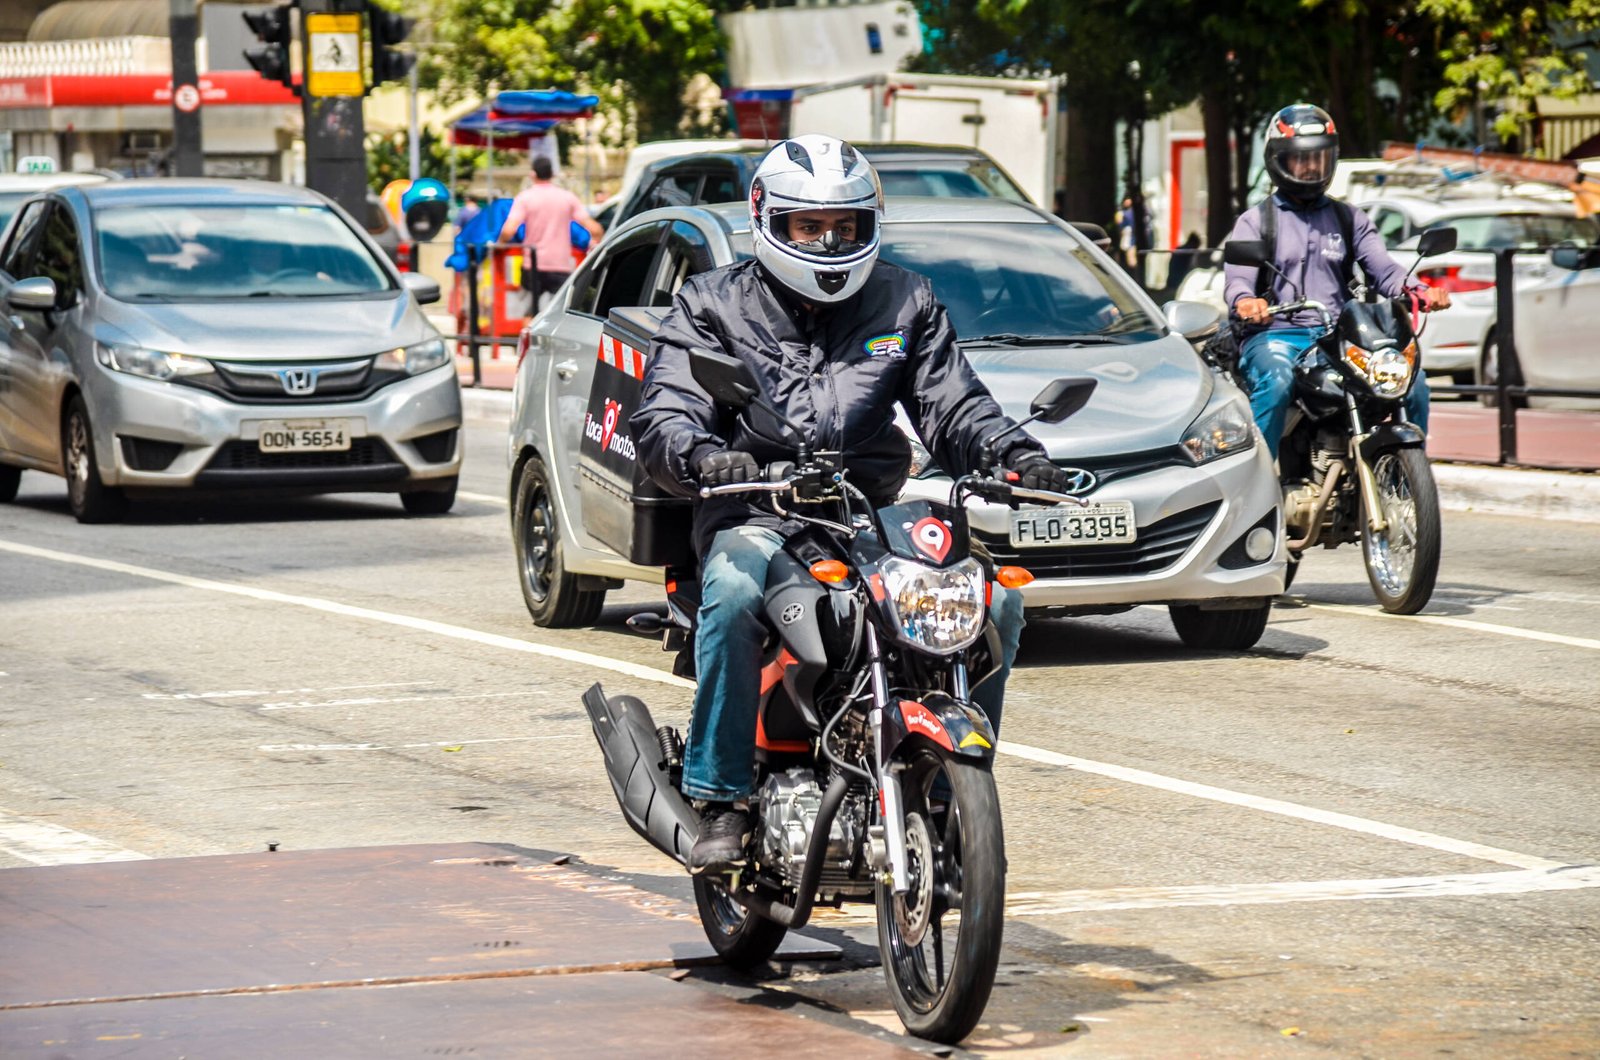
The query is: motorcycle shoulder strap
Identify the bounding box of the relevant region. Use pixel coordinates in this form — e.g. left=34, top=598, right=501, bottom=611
left=1254, top=196, right=1357, bottom=299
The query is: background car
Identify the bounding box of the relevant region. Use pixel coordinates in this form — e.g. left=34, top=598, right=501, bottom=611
left=602, top=143, right=1033, bottom=230
left=509, top=198, right=1285, bottom=649
left=0, top=179, right=460, bottom=521
left=1506, top=242, right=1600, bottom=410
left=0, top=171, right=109, bottom=235
left=1360, top=192, right=1600, bottom=389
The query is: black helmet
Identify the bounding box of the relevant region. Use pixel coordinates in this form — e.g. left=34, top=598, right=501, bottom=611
left=1264, top=104, right=1339, bottom=202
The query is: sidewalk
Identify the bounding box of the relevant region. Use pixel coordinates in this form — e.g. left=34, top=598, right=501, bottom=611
left=459, top=363, right=1600, bottom=523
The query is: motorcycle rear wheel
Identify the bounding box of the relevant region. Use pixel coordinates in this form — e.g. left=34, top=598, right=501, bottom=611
left=877, top=751, right=1005, bottom=1044
left=1362, top=448, right=1441, bottom=615
left=692, top=874, right=788, bottom=970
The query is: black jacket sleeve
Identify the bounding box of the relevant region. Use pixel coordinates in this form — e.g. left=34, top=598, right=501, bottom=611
left=632, top=280, right=728, bottom=499
left=898, top=279, right=1044, bottom=474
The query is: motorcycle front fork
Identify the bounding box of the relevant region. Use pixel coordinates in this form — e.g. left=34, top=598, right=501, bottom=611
left=1346, top=396, right=1389, bottom=534
left=864, top=622, right=912, bottom=895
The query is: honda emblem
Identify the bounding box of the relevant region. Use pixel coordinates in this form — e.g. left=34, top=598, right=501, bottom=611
left=278, top=368, right=317, bottom=396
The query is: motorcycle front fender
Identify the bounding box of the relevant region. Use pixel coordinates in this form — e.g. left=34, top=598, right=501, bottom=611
left=885, top=690, right=997, bottom=760
left=1357, top=422, right=1426, bottom=463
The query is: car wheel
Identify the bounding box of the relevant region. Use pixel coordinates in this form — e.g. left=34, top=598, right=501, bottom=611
left=1476, top=332, right=1525, bottom=410
left=401, top=476, right=457, bottom=515
left=64, top=396, right=127, bottom=524
left=0, top=463, right=20, bottom=503
left=513, top=453, right=605, bottom=627
left=1168, top=601, right=1270, bottom=651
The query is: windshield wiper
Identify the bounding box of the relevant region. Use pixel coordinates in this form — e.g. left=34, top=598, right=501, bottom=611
left=959, top=333, right=1135, bottom=346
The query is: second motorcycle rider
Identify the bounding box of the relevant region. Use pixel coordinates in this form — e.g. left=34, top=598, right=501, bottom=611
left=632, top=134, right=1076, bottom=873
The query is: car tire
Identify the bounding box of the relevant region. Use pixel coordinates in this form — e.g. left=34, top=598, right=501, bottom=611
left=401, top=476, right=457, bottom=515
left=1168, top=601, right=1270, bottom=651
left=64, top=396, right=127, bottom=524
left=513, top=453, right=605, bottom=627
left=0, top=463, right=20, bottom=502
left=1477, top=332, right=1525, bottom=410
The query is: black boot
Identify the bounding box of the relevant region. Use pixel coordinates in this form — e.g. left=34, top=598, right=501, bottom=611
left=689, top=802, right=751, bottom=875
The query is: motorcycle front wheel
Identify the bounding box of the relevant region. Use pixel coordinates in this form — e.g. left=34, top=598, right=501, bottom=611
left=692, top=874, right=788, bottom=970
left=877, top=750, right=1005, bottom=1044
left=1362, top=447, right=1441, bottom=615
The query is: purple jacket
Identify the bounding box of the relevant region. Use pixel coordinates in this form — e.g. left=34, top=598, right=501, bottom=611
left=1224, top=194, right=1417, bottom=331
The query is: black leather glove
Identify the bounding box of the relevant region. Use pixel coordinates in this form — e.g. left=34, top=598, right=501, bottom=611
left=1006, top=450, right=1076, bottom=494
left=696, top=449, right=761, bottom=489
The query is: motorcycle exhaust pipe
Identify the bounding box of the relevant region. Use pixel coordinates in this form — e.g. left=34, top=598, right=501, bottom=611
left=581, top=682, right=699, bottom=865
left=729, top=772, right=850, bottom=931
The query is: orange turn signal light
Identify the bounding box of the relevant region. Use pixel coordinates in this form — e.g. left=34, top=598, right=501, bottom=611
left=995, top=566, right=1035, bottom=589
left=810, top=560, right=850, bottom=584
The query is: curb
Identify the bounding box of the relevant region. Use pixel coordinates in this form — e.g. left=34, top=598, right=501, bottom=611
left=459, top=385, right=1600, bottom=524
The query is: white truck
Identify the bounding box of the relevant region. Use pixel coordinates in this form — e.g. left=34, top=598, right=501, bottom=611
left=774, top=72, right=1062, bottom=208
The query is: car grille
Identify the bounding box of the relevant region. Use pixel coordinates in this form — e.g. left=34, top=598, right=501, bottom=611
left=210, top=359, right=375, bottom=401
left=975, top=500, right=1222, bottom=578
left=207, top=437, right=397, bottom=470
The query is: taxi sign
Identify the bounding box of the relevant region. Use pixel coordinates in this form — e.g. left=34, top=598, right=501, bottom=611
left=305, top=12, right=363, bottom=97
left=18, top=156, right=56, bottom=174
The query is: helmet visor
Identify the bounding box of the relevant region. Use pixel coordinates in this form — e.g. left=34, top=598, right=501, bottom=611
left=1284, top=145, right=1336, bottom=184
left=773, top=207, right=875, bottom=259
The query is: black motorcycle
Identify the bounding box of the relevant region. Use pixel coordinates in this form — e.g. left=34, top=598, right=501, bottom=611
left=582, top=348, right=1094, bottom=1043
left=1222, top=227, right=1456, bottom=614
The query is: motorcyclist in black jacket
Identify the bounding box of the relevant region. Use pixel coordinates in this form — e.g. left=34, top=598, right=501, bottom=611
left=632, top=134, right=1077, bottom=873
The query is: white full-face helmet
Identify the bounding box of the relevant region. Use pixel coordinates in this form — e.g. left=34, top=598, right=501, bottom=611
left=749, top=134, right=884, bottom=303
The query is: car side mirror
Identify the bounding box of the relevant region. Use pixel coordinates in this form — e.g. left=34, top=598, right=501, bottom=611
left=1550, top=244, right=1600, bottom=271
left=7, top=277, right=58, bottom=311
left=1416, top=227, right=1457, bottom=258
left=1029, top=377, right=1097, bottom=424
left=688, top=347, right=759, bottom=409
left=401, top=272, right=441, bottom=305
left=1223, top=240, right=1268, bottom=267
left=1162, top=300, right=1223, bottom=342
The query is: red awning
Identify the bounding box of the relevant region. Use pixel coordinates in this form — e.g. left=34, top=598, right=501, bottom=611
left=0, top=72, right=299, bottom=109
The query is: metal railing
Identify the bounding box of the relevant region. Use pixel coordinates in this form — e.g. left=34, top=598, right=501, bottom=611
left=1133, top=244, right=1600, bottom=470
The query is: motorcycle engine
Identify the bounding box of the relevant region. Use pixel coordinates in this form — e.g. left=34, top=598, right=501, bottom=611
left=756, top=767, right=870, bottom=897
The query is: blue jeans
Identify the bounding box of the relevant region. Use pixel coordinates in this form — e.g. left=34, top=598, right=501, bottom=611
left=680, top=525, right=1026, bottom=802
left=1240, top=327, right=1430, bottom=460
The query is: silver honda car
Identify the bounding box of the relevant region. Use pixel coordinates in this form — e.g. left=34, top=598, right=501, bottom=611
left=0, top=179, right=461, bottom=522
left=508, top=199, right=1286, bottom=650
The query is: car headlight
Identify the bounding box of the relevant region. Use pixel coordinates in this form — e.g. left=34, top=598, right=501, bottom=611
left=878, top=556, right=986, bottom=655
left=1181, top=398, right=1255, bottom=464
left=374, top=337, right=450, bottom=375
left=96, top=344, right=215, bottom=381
left=1343, top=341, right=1415, bottom=398
left=896, top=424, right=940, bottom=478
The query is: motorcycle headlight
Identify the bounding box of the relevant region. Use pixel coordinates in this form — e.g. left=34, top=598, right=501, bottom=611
left=1344, top=341, right=1415, bottom=398
left=1181, top=398, right=1255, bottom=464
left=878, top=556, right=986, bottom=655
left=96, top=344, right=214, bottom=381
left=374, top=337, right=450, bottom=375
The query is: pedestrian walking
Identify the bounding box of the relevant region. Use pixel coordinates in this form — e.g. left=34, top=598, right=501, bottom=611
left=497, top=156, right=603, bottom=309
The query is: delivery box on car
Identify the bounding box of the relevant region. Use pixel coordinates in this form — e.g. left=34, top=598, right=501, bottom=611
left=578, top=308, right=695, bottom=569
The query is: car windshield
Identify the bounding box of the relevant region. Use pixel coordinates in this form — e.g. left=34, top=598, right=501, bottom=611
left=1428, top=212, right=1600, bottom=251
left=877, top=162, right=1030, bottom=203
left=93, top=202, right=394, bottom=301
left=729, top=221, right=1159, bottom=340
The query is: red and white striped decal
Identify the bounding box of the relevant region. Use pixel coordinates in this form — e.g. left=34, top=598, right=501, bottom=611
left=595, top=335, right=648, bottom=380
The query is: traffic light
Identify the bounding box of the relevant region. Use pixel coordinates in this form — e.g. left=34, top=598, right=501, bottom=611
left=243, top=4, right=297, bottom=92
left=368, top=3, right=416, bottom=88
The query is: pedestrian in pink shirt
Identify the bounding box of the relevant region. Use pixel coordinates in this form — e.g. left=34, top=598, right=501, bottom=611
left=498, top=156, right=604, bottom=308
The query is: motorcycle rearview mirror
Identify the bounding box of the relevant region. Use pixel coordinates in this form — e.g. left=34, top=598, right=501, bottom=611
left=1029, top=377, right=1097, bottom=423
left=1416, top=227, right=1457, bottom=258
left=1223, top=239, right=1268, bottom=267
left=688, top=347, right=759, bottom=409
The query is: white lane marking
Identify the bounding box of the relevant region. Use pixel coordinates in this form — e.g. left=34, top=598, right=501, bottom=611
left=259, top=734, right=582, bottom=751
left=0, top=809, right=147, bottom=865
left=997, top=741, right=1566, bottom=871
left=1004, top=865, right=1600, bottom=914
left=1307, top=602, right=1600, bottom=651
left=142, top=682, right=432, bottom=701
left=257, top=690, right=545, bottom=711
left=457, top=489, right=507, bottom=506
left=0, top=539, right=694, bottom=691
